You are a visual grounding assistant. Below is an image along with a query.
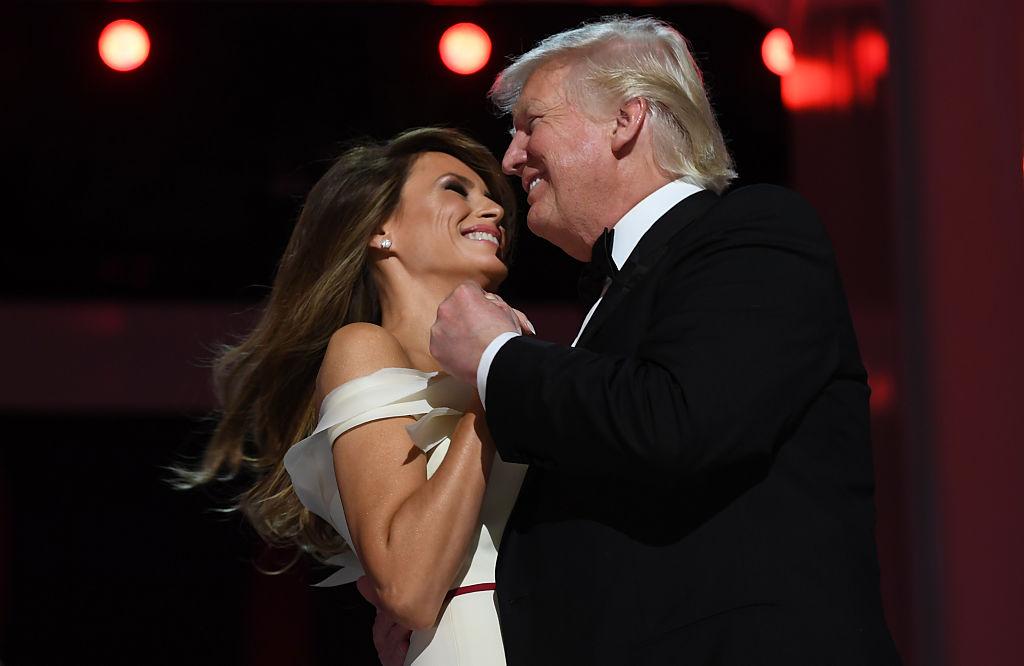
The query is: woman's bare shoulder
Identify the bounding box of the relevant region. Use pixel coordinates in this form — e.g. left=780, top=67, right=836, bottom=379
left=316, top=323, right=414, bottom=401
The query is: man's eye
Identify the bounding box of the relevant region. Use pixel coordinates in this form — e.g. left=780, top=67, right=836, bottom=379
left=509, top=116, right=538, bottom=137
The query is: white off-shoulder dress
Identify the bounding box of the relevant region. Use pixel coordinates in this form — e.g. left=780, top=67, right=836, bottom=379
left=283, top=367, right=527, bottom=665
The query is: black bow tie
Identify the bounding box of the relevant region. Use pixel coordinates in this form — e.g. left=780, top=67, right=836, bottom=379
left=578, top=227, right=619, bottom=307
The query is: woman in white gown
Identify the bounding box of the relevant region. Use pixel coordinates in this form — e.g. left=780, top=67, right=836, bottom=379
left=179, top=128, right=527, bottom=665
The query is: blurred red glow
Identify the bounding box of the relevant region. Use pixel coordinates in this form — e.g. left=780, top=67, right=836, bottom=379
left=781, top=57, right=853, bottom=111
left=73, top=304, right=127, bottom=337
left=854, top=28, right=889, bottom=78
left=439, top=23, right=491, bottom=75
left=776, top=25, right=888, bottom=112
left=98, top=19, right=150, bottom=72
left=869, top=369, right=896, bottom=413
left=762, top=28, right=795, bottom=76
left=853, top=28, right=889, bottom=103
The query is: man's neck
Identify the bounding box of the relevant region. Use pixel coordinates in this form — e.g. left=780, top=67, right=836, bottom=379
left=590, top=169, right=674, bottom=242
left=608, top=178, right=706, bottom=268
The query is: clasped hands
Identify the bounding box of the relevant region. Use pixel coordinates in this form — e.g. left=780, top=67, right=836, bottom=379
left=429, top=280, right=535, bottom=385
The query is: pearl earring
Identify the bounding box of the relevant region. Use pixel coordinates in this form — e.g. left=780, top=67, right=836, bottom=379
left=379, top=238, right=392, bottom=250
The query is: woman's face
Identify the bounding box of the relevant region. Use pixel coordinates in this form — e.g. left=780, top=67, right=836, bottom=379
left=382, top=151, right=509, bottom=289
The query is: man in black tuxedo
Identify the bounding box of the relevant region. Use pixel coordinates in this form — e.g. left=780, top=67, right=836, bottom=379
left=427, top=15, right=899, bottom=665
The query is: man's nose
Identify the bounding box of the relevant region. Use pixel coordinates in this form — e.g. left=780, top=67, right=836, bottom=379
left=502, top=133, right=526, bottom=176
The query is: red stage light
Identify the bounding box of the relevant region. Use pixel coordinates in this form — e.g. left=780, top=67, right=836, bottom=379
left=761, top=28, right=795, bottom=76
left=439, top=23, right=491, bottom=75
left=853, top=28, right=889, bottom=78
left=780, top=57, right=854, bottom=111
left=98, top=19, right=150, bottom=72
left=852, top=28, right=889, bottom=104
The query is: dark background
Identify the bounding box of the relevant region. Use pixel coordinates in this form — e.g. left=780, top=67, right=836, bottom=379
left=10, top=2, right=782, bottom=303
left=3, top=1, right=1022, bottom=665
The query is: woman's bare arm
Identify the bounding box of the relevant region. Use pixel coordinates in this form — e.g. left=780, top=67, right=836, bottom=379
left=316, top=322, right=494, bottom=629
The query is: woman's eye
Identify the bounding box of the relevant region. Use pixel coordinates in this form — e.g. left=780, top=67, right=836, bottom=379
left=445, top=181, right=468, bottom=196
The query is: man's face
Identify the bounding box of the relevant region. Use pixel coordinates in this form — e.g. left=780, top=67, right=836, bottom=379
left=502, top=64, right=615, bottom=261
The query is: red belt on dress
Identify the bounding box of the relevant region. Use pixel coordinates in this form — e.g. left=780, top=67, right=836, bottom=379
left=444, top=582, right=496, bottom=603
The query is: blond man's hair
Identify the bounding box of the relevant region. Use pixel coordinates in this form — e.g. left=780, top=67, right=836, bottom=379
left=490, top=15, right=736, bottom=194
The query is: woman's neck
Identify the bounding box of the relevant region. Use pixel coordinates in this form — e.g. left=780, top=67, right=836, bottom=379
left=377, top=276, right=470, bottom=373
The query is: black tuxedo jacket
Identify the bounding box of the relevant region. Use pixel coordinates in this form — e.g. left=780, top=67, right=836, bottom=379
left=487, top=186, right=900, bottom=665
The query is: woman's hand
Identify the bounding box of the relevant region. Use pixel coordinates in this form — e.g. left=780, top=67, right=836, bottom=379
left=357, top=575, right=411, bottom=666
left=483, top=292, right=536, bottom=336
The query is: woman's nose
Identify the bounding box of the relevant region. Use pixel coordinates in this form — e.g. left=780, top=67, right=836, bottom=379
left=478, top=200, right=504, bottom=221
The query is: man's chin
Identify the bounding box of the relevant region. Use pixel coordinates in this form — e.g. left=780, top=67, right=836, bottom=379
left=526, top=215, right=561, bottom=247
left=525, top=210, right=548, bottom=236
left=535, top=227, right=589, bottom=260
left=526, top=213, right=587, bottom=259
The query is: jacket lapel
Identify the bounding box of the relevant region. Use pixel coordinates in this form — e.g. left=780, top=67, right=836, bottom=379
left=575, top=190, right=719, bottom=349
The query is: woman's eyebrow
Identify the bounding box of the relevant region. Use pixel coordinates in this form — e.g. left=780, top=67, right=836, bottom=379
left=438, top=172, right=492, bottom=199
left=437, top=172, right=473, bottom=188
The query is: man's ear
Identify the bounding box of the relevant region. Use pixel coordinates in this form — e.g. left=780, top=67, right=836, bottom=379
left=610, top=97, right=648, bottom=153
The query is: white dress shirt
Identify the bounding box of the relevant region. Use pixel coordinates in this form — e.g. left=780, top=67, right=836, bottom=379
left=476, top=179, right=705, bottom=407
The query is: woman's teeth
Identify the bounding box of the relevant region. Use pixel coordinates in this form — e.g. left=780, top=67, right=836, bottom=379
left=529, top=178, right=541, bottom=192
left=466, top=231, right=499, bottom=245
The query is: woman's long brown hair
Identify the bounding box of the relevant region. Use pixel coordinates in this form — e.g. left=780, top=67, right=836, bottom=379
left=175, top=128, right=516, bottom=563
